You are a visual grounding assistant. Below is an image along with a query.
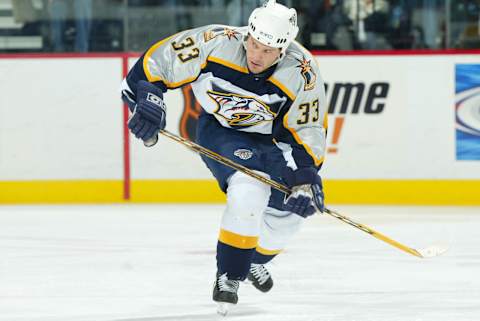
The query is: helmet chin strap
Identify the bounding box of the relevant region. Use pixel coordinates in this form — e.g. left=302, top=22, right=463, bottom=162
left=273, top=51, right=285, bottom=64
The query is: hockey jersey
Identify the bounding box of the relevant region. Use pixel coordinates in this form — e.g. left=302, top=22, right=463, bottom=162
left=122, top=25, right=327, bottom=169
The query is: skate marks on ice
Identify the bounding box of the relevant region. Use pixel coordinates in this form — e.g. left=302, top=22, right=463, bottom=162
left=111, top=306, right=263, bottom=321
left=1, top=205, right=480, bottom=321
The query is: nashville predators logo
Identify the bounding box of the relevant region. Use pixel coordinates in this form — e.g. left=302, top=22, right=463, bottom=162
left=204, top=27, right=240, bottom=42
left=207, top=90, right=276, bottom=128
left=296, top=57, right=317, bottom=91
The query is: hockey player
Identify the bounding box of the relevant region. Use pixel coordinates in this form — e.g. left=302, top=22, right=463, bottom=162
left=121, top=0, right=327, bottom=314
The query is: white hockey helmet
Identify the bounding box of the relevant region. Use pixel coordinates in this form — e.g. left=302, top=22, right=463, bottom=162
left=247, top=0, right=299, bottom=54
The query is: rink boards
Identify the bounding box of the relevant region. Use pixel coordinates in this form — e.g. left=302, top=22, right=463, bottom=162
left=0, top=52, right=479, bottom=204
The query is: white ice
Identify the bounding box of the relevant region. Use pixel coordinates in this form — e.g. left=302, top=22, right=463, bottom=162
left=0, top=204, right=479, bottom=321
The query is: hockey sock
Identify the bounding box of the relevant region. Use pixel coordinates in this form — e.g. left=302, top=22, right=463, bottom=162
left=252, top=250, right=277, bottom=264
left=217, top=241, right=255, bottom=280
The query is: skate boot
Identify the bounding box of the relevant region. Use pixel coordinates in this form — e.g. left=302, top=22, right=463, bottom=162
left=213, top=272, right=239, bottom=316
left=247, top=263, right=273, bottom=292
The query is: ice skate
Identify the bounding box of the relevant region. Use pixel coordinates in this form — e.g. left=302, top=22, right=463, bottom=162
left=213, top=272, right=239, bottom=316
left=247, top=263, right=273, bottom=292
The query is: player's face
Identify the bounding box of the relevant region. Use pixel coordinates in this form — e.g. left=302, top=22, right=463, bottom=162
left=245, top=36, right=281, bottom=74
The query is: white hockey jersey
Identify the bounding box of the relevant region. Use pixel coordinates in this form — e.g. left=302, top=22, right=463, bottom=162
left=122, top=25, right=328, bottom=169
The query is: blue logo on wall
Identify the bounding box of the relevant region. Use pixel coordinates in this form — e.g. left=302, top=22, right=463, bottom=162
left=455, top=64, right=480, bottom=160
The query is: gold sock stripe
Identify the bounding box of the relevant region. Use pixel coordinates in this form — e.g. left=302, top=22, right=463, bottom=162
left=218, top=229, right=258, bottom=249
left=255, top=246, right=282, bottom=256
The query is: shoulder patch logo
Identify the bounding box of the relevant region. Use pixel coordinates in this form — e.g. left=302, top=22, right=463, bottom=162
left=296, top=57, right=317, bottom=91
left=207, top=90, right=276, bottom=128
left=204, top=27, right=240, bottom=42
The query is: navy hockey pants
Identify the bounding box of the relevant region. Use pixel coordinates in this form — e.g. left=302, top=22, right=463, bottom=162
left=196, top=112, right=287, bottom=211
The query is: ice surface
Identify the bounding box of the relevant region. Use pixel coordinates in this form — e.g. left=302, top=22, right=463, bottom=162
left=0, top=204, right=479, bottom=321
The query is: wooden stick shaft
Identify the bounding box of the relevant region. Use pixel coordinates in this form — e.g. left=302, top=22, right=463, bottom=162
left=159, top=129, right=424, bottom=258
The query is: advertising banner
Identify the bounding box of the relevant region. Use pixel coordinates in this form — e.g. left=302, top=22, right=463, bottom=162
left=455, top=64, right=480, bottom=160
left=166, top=55, right=480, bottom=180
left=1, top=53, right=479, bottom=204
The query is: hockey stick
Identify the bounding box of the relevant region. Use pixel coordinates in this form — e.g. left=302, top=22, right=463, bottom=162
left=155, top=130, right=447, bottom=259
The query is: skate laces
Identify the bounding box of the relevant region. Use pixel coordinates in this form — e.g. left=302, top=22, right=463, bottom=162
left=250, top=264, right=270, bottom=285
left=217, top=273, right=239, bottom=293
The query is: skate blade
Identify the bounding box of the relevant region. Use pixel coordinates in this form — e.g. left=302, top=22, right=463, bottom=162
left=216, top=302, right=233, bottom=316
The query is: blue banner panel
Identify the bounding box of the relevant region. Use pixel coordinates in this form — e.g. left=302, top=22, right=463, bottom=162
left=455, top=64, right=480, bottom=160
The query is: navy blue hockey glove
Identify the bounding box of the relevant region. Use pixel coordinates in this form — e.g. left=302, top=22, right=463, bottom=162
left=283, top=167, right=324, bottom=218
left=127, top=80, right=166, bottom=145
